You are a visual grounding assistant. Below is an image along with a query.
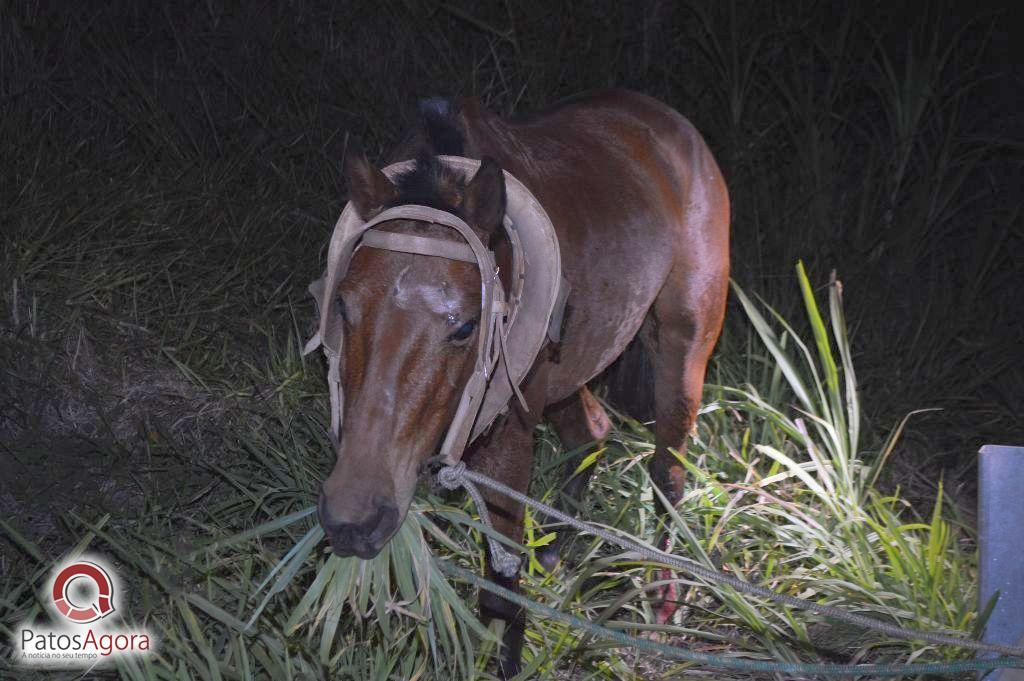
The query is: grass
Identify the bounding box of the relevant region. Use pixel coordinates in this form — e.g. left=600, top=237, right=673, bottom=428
left=1, top=264, right=989, bottom=679
left=1, top=1, right=1018, bottom=679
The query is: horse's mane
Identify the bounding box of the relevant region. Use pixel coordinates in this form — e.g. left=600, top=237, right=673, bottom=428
left=386, top=99, right=468, bottom=216
left=418, top=97, right=463, bottom=156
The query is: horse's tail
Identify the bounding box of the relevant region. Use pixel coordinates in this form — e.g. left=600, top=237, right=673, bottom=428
left=601, top=333, right=655, bottom=423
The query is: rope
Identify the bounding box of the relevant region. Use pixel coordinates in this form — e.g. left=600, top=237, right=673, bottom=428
left=438, top=463, right=1024, bottom=659
left=437, top=560, right=1023, bottom=677
left=439, top=463, right=520, bottom=576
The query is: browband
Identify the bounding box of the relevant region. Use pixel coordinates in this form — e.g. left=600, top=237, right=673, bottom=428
left=360, top=230, right=477, bottom=263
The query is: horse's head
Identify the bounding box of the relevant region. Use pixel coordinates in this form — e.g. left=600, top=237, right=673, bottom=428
left=318, top=149, right=506, bottom=559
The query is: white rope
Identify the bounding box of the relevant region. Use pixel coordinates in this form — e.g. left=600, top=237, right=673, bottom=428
left=438, top=464, right=1024, bottom=658
left=438, top=462, right=521, bottom=576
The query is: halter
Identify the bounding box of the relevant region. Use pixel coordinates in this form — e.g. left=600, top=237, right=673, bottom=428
left=304, top=157, right=567, bottom=465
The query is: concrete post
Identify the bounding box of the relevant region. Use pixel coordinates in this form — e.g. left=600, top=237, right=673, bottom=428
left=978, top=444, right=1024, bottom=680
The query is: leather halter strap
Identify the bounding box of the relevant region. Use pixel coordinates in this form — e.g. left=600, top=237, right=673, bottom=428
left=360, top=230, right=477, bottom=263
left=325, top=204, right=519, bottom=464
left=360, top=205, right=500, bottom=374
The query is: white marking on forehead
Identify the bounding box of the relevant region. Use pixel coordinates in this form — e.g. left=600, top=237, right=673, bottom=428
left=393, top=267, right=465, bottom=316
left=392, top=266, right=412, bottom=296
left=417, top=284, right=461, bottom=316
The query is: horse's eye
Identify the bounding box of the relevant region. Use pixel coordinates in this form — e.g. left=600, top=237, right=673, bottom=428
left=448, top=318, right=478, bottom=344
left=334, top=295, right=347, bottom=320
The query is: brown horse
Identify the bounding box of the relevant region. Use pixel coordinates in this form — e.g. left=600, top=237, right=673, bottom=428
left=316, top=89, right=729, bottom=676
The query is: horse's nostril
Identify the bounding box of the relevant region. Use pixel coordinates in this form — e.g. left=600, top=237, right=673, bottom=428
left=318, top=495, right=345, bottom=534
left=319, top=495, right=399, bottom=555
left=367, top=502, right=399, bottom=544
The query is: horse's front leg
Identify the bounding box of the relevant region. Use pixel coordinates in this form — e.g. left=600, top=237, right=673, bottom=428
left=464, top=410, right=537, bottom=679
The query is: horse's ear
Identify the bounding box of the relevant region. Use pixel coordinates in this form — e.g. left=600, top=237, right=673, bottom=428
left=464, top=156, right=506, bottom=234
left=343, top=141, right=397, bottom=219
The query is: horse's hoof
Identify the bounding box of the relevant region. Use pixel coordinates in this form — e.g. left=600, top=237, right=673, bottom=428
left=536, top=544, right=560, bottom=573
left=654, top=568, right=680, bottom=625
left=498, top=656, right=522, bottom=679
left=640, top=629, right=667, bottom=643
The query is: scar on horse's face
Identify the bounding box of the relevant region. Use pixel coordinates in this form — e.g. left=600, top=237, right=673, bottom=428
left=318, top=150, right=507, bottom=559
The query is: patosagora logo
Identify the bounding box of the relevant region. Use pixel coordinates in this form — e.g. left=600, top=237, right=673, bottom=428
left=13, top=553, right=154, bottom=667
left=51, top=560, right=116, bottom=623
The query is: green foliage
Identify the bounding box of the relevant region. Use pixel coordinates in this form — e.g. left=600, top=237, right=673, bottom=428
left=1, top=2, right=1011, bottom=679
left=2, top=266, right=985, bottom=679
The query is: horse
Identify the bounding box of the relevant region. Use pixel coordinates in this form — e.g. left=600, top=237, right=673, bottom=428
left=313, top=89, right=729, bottom=677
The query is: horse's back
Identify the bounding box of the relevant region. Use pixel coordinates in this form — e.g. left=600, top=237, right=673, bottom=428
left=461, top=90, right=730, bottom=398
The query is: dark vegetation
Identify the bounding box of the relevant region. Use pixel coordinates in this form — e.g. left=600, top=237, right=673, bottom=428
left=1, top=1, right=1021, bottom=678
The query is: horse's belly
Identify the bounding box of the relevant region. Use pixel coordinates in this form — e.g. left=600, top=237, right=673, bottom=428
left=542, top=227, right=675, bottom=401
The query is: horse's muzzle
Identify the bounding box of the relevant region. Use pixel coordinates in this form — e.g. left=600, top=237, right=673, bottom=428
left=319, top=493, right=400, bottom=559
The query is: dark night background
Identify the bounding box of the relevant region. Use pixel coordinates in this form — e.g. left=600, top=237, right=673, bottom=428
left=0, top=2, right=1022, bottom=675
left=4, top=0, right=1020, bottom=502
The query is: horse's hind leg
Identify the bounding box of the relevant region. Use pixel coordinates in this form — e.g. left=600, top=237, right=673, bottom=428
left=535, top=388, right=611, bottom=571
left=646, top=262, right=727, bottom=623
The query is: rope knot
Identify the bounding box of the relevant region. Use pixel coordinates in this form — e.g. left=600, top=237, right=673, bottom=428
left=436, top=462, right=521, bottom=577
left=489, top=546, right=521, bottom=577
left=437, top=462, right=466, bottom=490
